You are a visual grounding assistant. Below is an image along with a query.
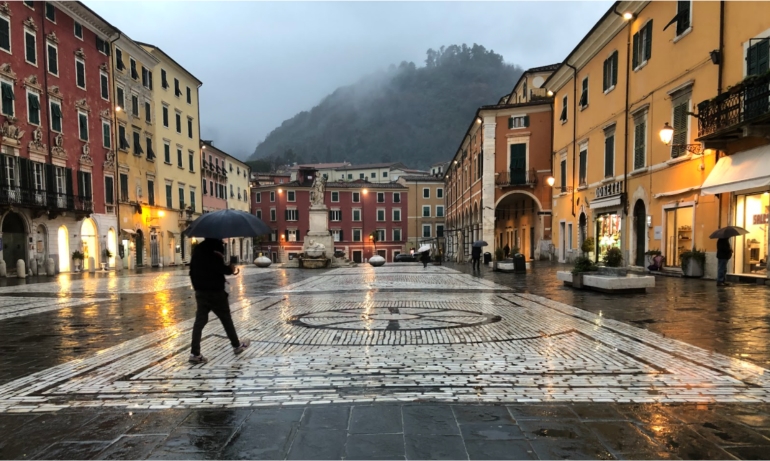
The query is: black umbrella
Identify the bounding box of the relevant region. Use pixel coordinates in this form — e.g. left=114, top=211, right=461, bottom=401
left=184, top=209, right=271, bottom=239
left=709, top=226, right=750, bottom=239
left=472, top=240, right=489, bottom=247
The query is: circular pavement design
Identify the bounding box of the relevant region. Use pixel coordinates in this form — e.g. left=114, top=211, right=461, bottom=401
left=288, top=306, right=502, bottom=331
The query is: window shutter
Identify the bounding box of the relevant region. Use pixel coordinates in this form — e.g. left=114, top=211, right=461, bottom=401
left=523, top=115, right=530, bottom=127
left=25, top=34, right=35, bottom=64
left=612, top=51, right=618, bottom=86
left=18, top=158, right=29, bottom=190
left=295, top=210, right=299, bottom=221
left=45, top=164, right=54, bottom=196
left=579, top=150, right=587, bottom=183
left=676, top=1, right=690, bottom=35
left=602, top=58, right=608, bottom=91
left=0, top=156, right=6, bottom=187
left=644, top=20, right=653, bottom=61
left=560, top=160, right=566, bottom=189
left=85, top=173, right=92, bottom=199
left=65, top=169, right=74, bottom=197
left=0, top=20, right=9, bottom=51
left=76, top=171, right=83, bottom=197
left=284, top=210, right=288, bottom=220
left=604, top=135, right=614, bottom=177
left=48, top=46, right=57, bottom=74
left=105, top=177, right=114, bottom=204
left=579, top=89, right=587, bottom=107
left=559, top=104, right=567, bottom=121
left=329, top=210, right=333, bottom=220
left=634, top=121, right=646, bottom=169
left=508, top=117, right=513, bottom=129
left=148, top=71, right=153, bottom=90
left=284, top=230, right=288, bottom=241
left=339, top=230, right=343, bottom=241
left=632, top=32, right=640, bottom=69
left=672, top=101, right=689, bottom=158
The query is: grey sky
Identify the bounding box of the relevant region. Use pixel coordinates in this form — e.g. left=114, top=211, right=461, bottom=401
left=85, top=1, right=611, bottom=160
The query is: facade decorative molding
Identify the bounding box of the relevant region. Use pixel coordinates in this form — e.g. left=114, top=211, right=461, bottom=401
left=46, top=31, right=58, bottom=44
left=27, top=126, right=46, bottom=154
left=79, top=142, right=93, bottom=166
left=103, top=149, right=115, bottom=169
left=0, top=2, right=11, bottom=17
left=1, top=118, right=23, bottom=147
left=74, top=48, right=86, bottom=60
left=47, top=85, right=62, bottom=98
left=0, top=63, right=17, bottom=82
left=51, top=133, right=66, bottom=160
left=23, top=17, right=37, bottom=32
left=99, top=108, right=111, bottom=120
left=75, top=98, right=90, bottom=112
left=23, top=74, right=42, bottom=91
left=99, top=63, right=108, bottom=72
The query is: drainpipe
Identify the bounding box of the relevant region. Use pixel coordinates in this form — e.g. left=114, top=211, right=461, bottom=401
left=718, top=1, right=725, bottom=94
left=41, top=9, right=51, bottom=167
left=109, top=31, right=122, bottom=264
left=564, top=62, right=577, bottom=218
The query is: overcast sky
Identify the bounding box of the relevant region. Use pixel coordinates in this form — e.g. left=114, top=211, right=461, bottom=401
left=84, top=1, right=612, bottom=160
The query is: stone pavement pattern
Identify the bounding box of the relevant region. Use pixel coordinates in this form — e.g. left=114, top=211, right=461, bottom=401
left=1, top=263, right=770, bottom=458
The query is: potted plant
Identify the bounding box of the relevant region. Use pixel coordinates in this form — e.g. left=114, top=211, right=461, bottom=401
left=571, top=256, right=598, bottom=289
left=494, top=247, right=504, bottom=270
left=72, top=250, right=84, bottom=272
left=681, top=247, right=706, bottom=278
left=603, top=247, right=624, bottom=267
left=644, top=249, right=662, bottom=269
left=581, top=237, right=595, bottom=261
left=101, top=249, right=113, bottom=270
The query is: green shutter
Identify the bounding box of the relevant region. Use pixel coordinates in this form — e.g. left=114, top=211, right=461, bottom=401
left=48, top=45, right=57, bottom=74
left=85, top=173, right=92, bottom=199
left=644, top=20, right=653, bottom=61
left=560, top=159, right=566, bottom=189
left=672, top=101, right=688, bottom=158
left=634, top=120, right=646, bottom=170
left=103, top=123, right=110, bottom=148
left=509, top=143, right=527, bottom=185
left=579, top=150, right=587, bottom=184
left=747, top=39, right=770, bottom=76
left=604, top=135, right=614, bottom=177
left=611, top=51, right=618, bottom=86
left=25, top=33, right=35, bottom=64
left=79, top=114, right=88, bottom=140
left=523, top=115, right=530, bottom=127
left=105, top=176, right=114, bottom=204
left=28, top=93, right=39, bottom=125
left=77, top=62, right=84, bottom=87
left=632, top=31, right=639, bottom=69
left=18, top=158, right=29, bottom=190
left=1, top=82, right=13, bottom=116
left=0, top=18, right=9, bottom=51
left=508, top=117, right=513, bottom=129
left=65, top=168, right=73, bottom=199
left=602, top=58, right=609, bottom=91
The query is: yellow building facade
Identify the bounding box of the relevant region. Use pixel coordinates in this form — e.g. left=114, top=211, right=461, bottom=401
left=111, top=37, right=162, bottom=268
left=138, top=43, right=203, bottom=266
left=396, top=175, right=445, bottom=255
left=548, top=1, right=770, bottom=281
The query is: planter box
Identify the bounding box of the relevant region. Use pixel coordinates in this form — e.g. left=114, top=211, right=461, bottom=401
left=573, top=272, right=584, bottom=289
left=683, top=260, right=704, bottom=278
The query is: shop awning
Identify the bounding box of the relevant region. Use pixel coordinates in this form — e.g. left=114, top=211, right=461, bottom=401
left=121, top=228, right=136, bottom=235
left=653, top=187, right=700, bottom=199
left=589, top=195, right=622, bottom=210
left=701, top=145, right=770, bottom=195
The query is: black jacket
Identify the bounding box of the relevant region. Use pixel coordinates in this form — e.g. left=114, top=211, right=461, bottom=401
left=471, top=246, right=482, bottom=259
left=716, top=238, right=733, bottom=260
left=189, top=239, right=234, bottom=291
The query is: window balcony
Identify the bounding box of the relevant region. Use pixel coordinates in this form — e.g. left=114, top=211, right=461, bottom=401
left=74, top=196, right=93, bottom=213
left=698, top=72, right=770, bottom=143
left=528, top=87, right=552, bottom=102
left=495, top=169, right=538, bottom=188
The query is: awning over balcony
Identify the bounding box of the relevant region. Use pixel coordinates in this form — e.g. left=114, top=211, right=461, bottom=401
left=701, top=145, right=770, bottom=195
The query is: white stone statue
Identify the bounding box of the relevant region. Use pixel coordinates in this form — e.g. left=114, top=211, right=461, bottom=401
left=309, top=172, right=326, bottom=207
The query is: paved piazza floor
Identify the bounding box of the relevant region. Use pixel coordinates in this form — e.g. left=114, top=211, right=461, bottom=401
left=2, top=262, right=770, bottom=459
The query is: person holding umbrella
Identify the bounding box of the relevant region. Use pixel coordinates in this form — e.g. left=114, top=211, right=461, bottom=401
left=471, top=240, right=488, bottom=271
left=710, top=226, right=749, bottom=287
left=184, top=209, right=271, bottom=364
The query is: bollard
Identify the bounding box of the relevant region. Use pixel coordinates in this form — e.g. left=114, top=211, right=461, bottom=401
left=30, top=258, right=37, bottom=276
left=46, top=258, right=54, bottom=276
left=16, top=259, right=25, bottom=278
left=88, top=256, right=95, bottom=273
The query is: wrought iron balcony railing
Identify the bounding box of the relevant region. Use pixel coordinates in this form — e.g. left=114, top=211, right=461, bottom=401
left=698, top=72, right=770, bottom=139
left=529, top=87, right=552, bottom=101
left=0, top=186, right=78, bottom=210
left=495, top=169, right=538, bottom=187
left=75, top=196, right=93, bottom=213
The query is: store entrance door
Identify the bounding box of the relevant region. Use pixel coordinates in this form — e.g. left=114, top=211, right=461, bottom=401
left=665, top=205, right=693, bottom=267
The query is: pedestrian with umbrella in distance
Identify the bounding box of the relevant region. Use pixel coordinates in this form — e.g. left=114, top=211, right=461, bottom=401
left=710, top=226, right=749, bottom=287
left=472, top=240, right=488, bottom=272
left=184, top=210, right=271, bottom=364
left=417, top=244, right=431, bottom=268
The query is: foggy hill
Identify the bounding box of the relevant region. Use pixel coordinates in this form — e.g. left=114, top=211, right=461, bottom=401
left=248, top=44, right=522, bottom=171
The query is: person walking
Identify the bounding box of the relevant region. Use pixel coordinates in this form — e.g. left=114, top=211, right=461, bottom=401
left=471, top=245, right=482, bottom=271
left=188, top=238, right=250, bottom=364
left=420, top=250, right=430, bottom=268
left=716, top=237, right=733, bottom=286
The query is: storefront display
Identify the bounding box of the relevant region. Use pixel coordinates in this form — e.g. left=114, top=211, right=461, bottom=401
left=734, top=192, right=769, bottom=276
left=664, top=205, right=694, bottom=267
left=595, top=213, right=621, bottom=262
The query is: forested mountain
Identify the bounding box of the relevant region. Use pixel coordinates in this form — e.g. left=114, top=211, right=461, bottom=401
left=248, top=44, right=522, bottom=171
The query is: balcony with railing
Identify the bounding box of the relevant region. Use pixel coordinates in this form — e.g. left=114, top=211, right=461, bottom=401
left=529, top=87, right=552, bottom=102
left=74, top=196, right=93, bottom=213
left=495, top=169, right=539, bottom=188
left=698, top=72, right=770, bottom=143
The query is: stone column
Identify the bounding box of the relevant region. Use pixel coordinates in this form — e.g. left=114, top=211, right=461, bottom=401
left=482, top=117, right=497, bottom=251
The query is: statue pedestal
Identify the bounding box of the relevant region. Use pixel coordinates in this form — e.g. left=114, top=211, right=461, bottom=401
left=303, top=206, right=334, bottom=258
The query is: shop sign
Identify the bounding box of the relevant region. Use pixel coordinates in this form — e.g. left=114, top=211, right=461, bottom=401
left=595, top=180, right=624, bottom=199
left=753, top=213, right=769, bottom=225
left=654, top=226, right=662, bottom=240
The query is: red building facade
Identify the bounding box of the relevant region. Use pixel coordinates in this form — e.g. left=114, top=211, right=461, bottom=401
left=252, top=181, right=409, bottom=263
left=0, top=2, right=117, bottom=273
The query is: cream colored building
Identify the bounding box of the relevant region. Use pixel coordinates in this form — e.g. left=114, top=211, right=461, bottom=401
left=397, top=175, right=445, bottom=255
left=138, top=42, right=202, bottom=265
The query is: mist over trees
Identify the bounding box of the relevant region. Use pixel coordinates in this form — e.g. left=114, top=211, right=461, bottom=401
left=249, top=44, right=522, bottom=170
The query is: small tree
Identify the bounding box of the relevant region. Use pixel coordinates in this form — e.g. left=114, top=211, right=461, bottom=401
left=581, top=237, right=595, bottom=256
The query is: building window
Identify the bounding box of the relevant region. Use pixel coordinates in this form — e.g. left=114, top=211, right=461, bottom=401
left=132, top=131, right=142, bottom=155
left=393, top=229, right=402, bottom=242
left=579, top=77, right=588, bottom=108
left=100, top=72, right=109, bottom=100
left=163, top=142, right=170, bottom=163
left=145, top=102, right=151, bottom=123
left=375, top=229, right=385, bottom=242
left=352, top=209, right=361, bottom=221
left=162, top=105, right=169, bottom=127
left=376, top=192, right=384, bottom=203
left=377, top=209, right=385, bottom=221
left=255, top=210, right=261, bottom=219
left=77, top=171, right=92, bottom=200
left=423, top=188, right=430, bottom=199
left=436, top=205, right=444, bottom=217
left=165, top=183, right=172, bottom=208
left=287, top=190, right=296, bottom=202
left=393, top=209, right=401, bottom=221
left=186, top=87, right=191, bottom=104
left=370, top=172, right=376, bottom=179
left=422, top=205, right=430, bottom=217
left=747, top=38, right=769, bottom=76
left=255, top=192, right=261, bottom=203
left=508, top=116, right=529, bottom=129
left=46, top=42, right=58, bottom=75
left=27, top=91, right=40, bottom=125
left=177, top=147, right=183, bottom=167
left=670, top=93, right=691, bottom=159
left=382, top=171, right=388, bottom=178
left=45, top=2, right=55, bottom=21
left=161, top=69, right=168, bottom=89
left=331, top=229, right=341, bottom=242
left=270, top=208, right=276, bottom=221
left=578, top=147, right=587, bottom=187
left=174, top=112, right=181, bottom=133
left=422, top=224, right=431, bottom=238
left=102, top=120, right=110, bottom=148
left=674, top=1, right=691, bottom=36
left=352, top=192, right=360, bottom=203
left=603, top=51, right=618, bottom=92
left=74, top=21, right=82, bottom=39
left=437, top=225, right=444, bottom=238
left=347, top=174, right=352, bottom=180
left=115, top=48, right=125, bottom=71
left=131, top=95, right=139, bottom=117
left=187, top=117, right=193, bottom=138
left=174, top=78, right=181, bottom=97
left=147, top=179, right=155, bottom=206
left=359, top=173, right=364, bottom=179
left=146, top=138, right=155, bottom=160
left=604, top=129, right=615, bottom=178
left=353, top=229, right=362, bottom=242
left=0, top=16, right=9, bottom=53
left=560, top=158, right=567, bottom=192
left=118, top=125, right=128, bottom=150
left=189, top=189, right=195, bottom=211
left=75, top=58, right=85, bottom=89
left=188, top=151, right=194, bottom=171
left=48, top=100, right=63, bottom=132
left=178, top=186, right=185, bottom=209
left=270, top=191, right=275, bottom=202
left=130, top=58, right=138, bottom=80
left=104, top=176, right=114, bottom=205
left=116, top=86, right=124, bottom=110
left=633, top=114, right=647, bottom=170
left=437, top=188, right=443, bottom=198
left=559, top=95, right=568, bottom=122
left=331, top=191, right=339, bottom=202
left=285, top=209, right=298, bottom=221
left=632, top=21, right=653, bottom=70
left=330, top=209, right=341, bottom=221
left=393, top=192, right=400, bottom=203
left=25, top=30, right=36, bottom=65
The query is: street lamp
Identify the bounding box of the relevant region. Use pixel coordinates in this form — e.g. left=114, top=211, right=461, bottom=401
left=659, top=122, right=703, bottom=155
left=546, top=176, right=556, bottom=187
left=659, top=122, right=674, bottom=145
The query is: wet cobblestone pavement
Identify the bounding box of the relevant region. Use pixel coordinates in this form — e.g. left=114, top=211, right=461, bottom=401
left=0, top=262, right=769, bottom=459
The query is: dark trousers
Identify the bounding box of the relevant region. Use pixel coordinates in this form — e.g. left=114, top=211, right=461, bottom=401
left=190, top=290, right=240, bottom=356
left=717, top=258, right=729, bottom=283
left=472, top=257, right=480, bottom=270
